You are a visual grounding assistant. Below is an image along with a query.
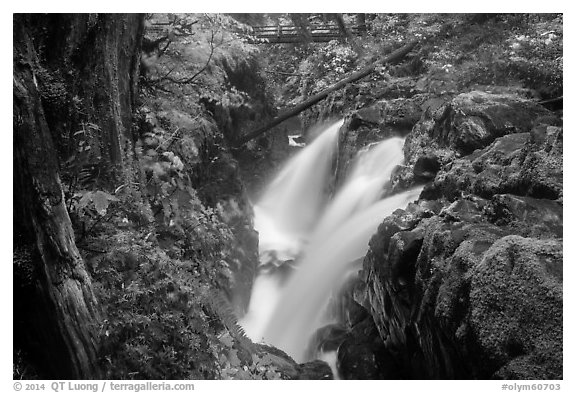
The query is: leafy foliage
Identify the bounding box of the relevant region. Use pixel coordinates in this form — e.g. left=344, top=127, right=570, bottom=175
left=259, top=13, right=562, bottom=129
left=91, top=230, right=219, bottom=379
left=85, top=201, right=282, bottom=379
left=61, top=122, right=104, bottom=196
left=218, top=338, right=283, bottom=380
left=50, top=13, right=270, bottom=379
left=77, top=191, right=119, bottom=217
left=22, top=12, right=562, bottom=380
left=142, top=14, right=258, bottom=117
left=410, top=14, right=563, bottom=97
left=14, top=12, right=284, bottom=381
left=78, top=40, right=272, bottom=376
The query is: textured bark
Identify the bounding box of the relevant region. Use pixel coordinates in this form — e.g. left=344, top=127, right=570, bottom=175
left=13, top=13, right=145, bottom=379
left=14, top=18, right=101, bottom=379
left=29, top=14, right=145, bottom=181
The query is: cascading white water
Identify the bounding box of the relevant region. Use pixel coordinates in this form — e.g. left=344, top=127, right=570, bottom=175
left=310, top=137, right=405, bottom=245
left=318, top=350, right=341, bottom=380
left=240, top=120, right=422, bottom=363
left=255, top=119, right=343, bottom=260
left=260, top=187, right=423, bottom=361
left=240, top=120, right=342, bottom=340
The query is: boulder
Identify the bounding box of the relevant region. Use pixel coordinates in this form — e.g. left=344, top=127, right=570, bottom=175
left=296, top=360, right=333, bottom=380
left=356, top=76, right=421, bottom=101
left=337, top=93, right=432, bottom=187
left=253, top=344, right=333, bottom=380
left=517, top=125, right=563, bottom=200
left=413, top=154, right=441, bottom=181
left=392, top=90, right=559, bottom=191
left=337, top=317, right=401, bottom=379
left=421, top=126, right=563, bottom=202
left=485, top=194, right=563, bottom=238
left=420, top=132, right=530, bottom=200
left=306, top=323, right=349, bottom=358
left=324, top=274, right=371, bottom=328
left=347, top=94, right=430, bottom=136
left=380, top=95, right=430, bottom=133
left=426, top=91, right=552, bottom=155
left=354, top=192, right=562, bottom=378
left=336, top=92, right=562, bottom=378
left=469, top=236, right=562, bottom=379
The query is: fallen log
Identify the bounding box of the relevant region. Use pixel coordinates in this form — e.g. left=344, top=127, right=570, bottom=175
left=233, top=39, right=419, bottom=147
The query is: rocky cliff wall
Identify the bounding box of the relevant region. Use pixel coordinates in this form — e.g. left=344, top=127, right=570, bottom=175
left=333, top=91, right=562, bottom=379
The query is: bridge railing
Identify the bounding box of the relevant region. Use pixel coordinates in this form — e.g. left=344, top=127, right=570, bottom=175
left=251, top=24, right=365, bottom=43
left=145, top=22, right=365, bottom=43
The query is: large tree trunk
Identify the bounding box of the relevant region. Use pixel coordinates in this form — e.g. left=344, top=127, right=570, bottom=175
left=13, top=19, right=102, bottom=379
left=13, top=14, right=144, bottom=379
left=28, top=14, right=145, bottom=183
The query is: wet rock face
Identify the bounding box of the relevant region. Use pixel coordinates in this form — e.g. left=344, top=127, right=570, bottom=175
left=421, top=125, right=563, bottom=202
left=337, top=93, right=431, bottom=186
left=392, top=91, right=559, bottom=192
left=413, top=154, right=441, bottom=181
left=337, top=317, right=401, bottom=379
left=359, top=199, right=562, bottom=379
left=254, top=344, right=333, bottom=380
left=485, top=194, right=563, bottom=238
left=348, top=94, right=431, bottom=136
left=337, top=89, right=562, bottom=379
left=420, top=91, right=552, bottom=154
left=296, top=360, right=334, bottom=380
left=469, top=236, right=562, bottom=379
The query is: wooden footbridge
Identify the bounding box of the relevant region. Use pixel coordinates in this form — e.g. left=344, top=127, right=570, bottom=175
left=147, top=22, right=365, bottom=44
left=251, top=24, right=365, bottom=43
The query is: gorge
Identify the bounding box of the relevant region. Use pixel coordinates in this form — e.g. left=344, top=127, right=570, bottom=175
left=238, top=88, right=563, bottom=380
left=13, top=13, right=563, bottom=381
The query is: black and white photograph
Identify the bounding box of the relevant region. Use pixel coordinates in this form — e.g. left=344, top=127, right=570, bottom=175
left=11, top=7, right=566, bottom=388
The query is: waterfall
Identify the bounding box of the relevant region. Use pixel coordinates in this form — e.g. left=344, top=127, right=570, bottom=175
left=310, top=137, right=405, bottom=244
left=260, top=187, right=422, bottom=361
left=240, top=120, right=422, bottom=363
left=255, top=119, right=343, bottom=261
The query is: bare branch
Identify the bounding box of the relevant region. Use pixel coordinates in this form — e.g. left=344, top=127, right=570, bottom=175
left=264, top=69, right=310, bottom=77
left=154, top=26, right=218, bottom=86
left=155, top=127, right=181, bottom=152
left=142, top=35, right=170, bottom=54
left=158, top=38, right=173, bottom=57
left=159, top=67, right=177, bottom=80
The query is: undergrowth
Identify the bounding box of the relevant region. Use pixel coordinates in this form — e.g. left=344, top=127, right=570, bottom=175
left=260, top=13, right=562, bottom=128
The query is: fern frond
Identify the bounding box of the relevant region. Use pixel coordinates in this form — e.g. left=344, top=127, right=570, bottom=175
left=205, top=290, right=254, bottom=352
